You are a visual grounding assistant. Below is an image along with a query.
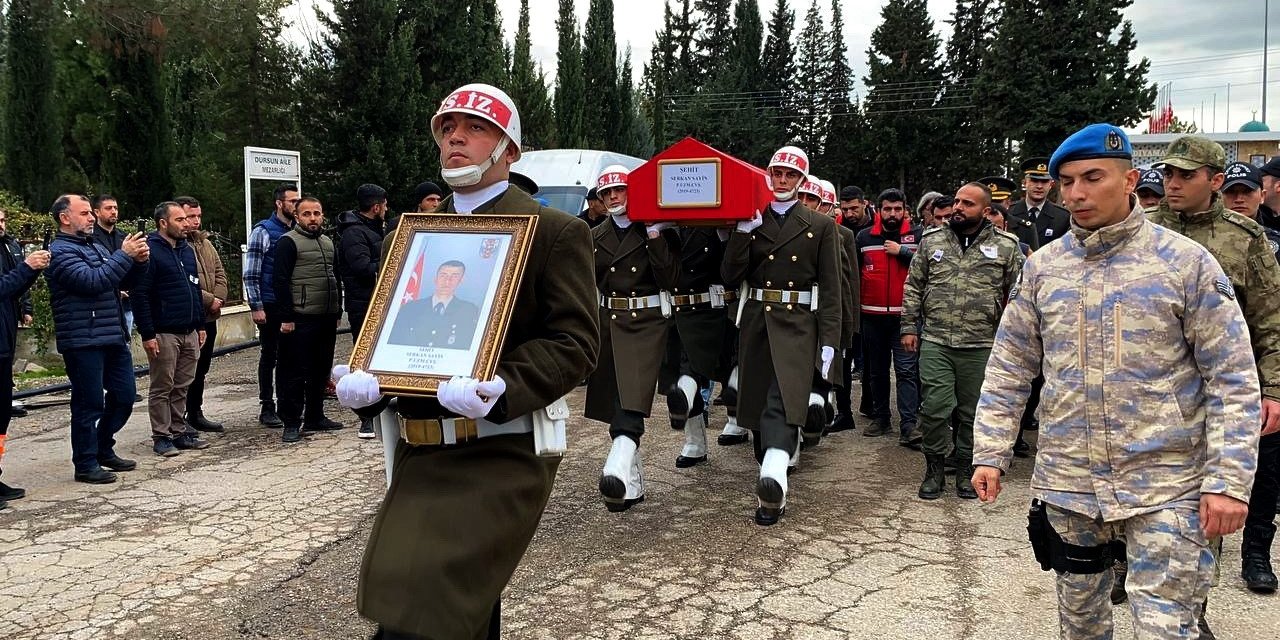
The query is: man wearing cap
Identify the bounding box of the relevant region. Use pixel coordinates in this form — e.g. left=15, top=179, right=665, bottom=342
left=979, top=176, right=1018, bottom=209
left=1007, top=157, right=1071, bottom=250
left=412, top=181, right=443, bottom=213
left=1135, top=169, right=1165, bottom=209
left=587, top=165, right=680, bottom=510
left=578, top=187, right=607, bottom=229
left=972, top=122, right=1261, bottom=639
left=723, top=145, right=841, bottom=526
left=1223, top=161, right=1280, bottom=261
left=334, top=83, right=599, bottom=640
left=1259, top=156, right=1280, bottom=232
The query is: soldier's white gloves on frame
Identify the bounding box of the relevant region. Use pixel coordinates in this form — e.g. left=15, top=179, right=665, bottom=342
left=646, top=222, right=674, bottom=235
left=820, top=346, right=836, bottom=380
left=736, top=211, right=763, bottom=233
left=438, top=375, right=507, bottom=419
left=334, top=366, right=382, bottom=409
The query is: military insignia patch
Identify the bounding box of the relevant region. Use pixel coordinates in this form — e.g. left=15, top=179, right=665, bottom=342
left=931, top=249, right=944, bottom=262
left=1269, top=239, right=1279, bottom=256
left=1216, top=276, right=1236, bottom=300
left=1008, top=281, right=1020, bottom=301
left=1106, top=130, right=1122, bottom=151
left=980, top=245, right=998, bottom=259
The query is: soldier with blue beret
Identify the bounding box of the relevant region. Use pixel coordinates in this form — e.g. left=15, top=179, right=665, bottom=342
left=971, top=122, right=1261, bottom=639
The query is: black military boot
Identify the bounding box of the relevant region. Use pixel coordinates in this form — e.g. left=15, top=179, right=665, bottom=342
left=1197, top=598, right=1216, bottom=640
left=1110, top=559, right=1128, bottom=604
left=955, top=465, right=978, bottom=499
left=0, top=468, right=24, bottom=501
left=918, top=454, right=945, bottom=500
left=1243, top=524, right=1279, bottom=594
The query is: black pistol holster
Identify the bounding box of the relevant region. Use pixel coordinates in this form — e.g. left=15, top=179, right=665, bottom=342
left=1027, top=499, right=1112, bottom=574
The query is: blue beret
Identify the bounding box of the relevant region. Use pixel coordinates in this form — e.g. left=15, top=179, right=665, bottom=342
left=1049, top=123, right=1133, bottom=179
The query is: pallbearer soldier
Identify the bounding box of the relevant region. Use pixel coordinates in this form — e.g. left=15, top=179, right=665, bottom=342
left=588, top=165, right=681, bottom=511
left=334, top=82, right=599, bottom=640
left=660, top=220, right=734, bottom=468
left=796, top=176, right=838, bottom=442
left=723, top=146, right=841, bottom=525
left=820, top=178, right=860, bottom=435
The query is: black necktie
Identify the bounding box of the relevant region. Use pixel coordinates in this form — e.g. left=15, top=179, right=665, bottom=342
left=1029, top=207, right=1039, bottom=221
left=434, top=303, right=444, bottom=315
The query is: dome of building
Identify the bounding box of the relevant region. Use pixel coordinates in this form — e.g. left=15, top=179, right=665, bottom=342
left=1240, top=120, right=1271, bottom=132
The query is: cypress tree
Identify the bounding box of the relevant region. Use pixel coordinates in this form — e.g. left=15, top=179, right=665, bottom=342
left=470, top=0, right=507, bottom=87
left=553, top=0, right=585, bottom=148
left=863, top=0, right=944, bottom=196
left=821, top=0, right=864, bottom=184
left=758, top=0, right=796, bottom=155
left=616, top=49, right=654, bottom=158
left=308, top=0, right=431, bottom=212
left=581, top=0, right=619, bottom=150
left=641, top=1, right=678, bottom=148
left=3, top=0, right=61, bottom=209
left=936, top=0, right=1001, bottom=188
left=692, top=0, right=733, bottom=88
left=508, top=0, right=555, bottom=149
left=791, top=0, right=827, bottom=155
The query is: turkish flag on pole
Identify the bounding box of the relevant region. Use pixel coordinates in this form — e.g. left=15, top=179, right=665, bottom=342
left=402, top=249, right=426, bottom=304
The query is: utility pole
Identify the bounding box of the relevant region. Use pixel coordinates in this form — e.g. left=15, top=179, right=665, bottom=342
left=1263, top=0, right=1270, bottom=124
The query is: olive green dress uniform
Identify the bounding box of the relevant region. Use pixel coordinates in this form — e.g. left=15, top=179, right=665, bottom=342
left=357, top=187, right=600, bottom=640
left=584, top=221, right=681, bottom=422
left=660, top=227, right=733, bottom=390
left=722, top=203, right=842, bottom=439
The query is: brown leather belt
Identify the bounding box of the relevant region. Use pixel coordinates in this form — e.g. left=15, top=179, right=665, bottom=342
left=399, top=417, right=479, bottom=446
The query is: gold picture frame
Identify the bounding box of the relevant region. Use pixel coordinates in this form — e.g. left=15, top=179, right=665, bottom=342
left=657, top=157, right=723, bottom=208
left=349, top=213, right=538, bottom=397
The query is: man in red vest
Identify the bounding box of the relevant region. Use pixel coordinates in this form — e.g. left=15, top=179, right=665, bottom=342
left=856, top=188, right=922, bottom=444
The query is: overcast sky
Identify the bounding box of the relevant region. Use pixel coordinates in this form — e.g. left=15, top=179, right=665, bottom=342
left=282, top=0, right=1278, bottom=134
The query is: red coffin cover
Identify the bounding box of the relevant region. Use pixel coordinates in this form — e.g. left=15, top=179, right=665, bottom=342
left=628, top=137, right=772, bottom=225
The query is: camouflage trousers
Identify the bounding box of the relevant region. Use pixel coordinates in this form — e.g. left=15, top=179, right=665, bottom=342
left=1046, top=501, right=1214, bottom=639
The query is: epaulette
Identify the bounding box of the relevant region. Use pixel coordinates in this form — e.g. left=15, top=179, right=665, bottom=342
left=921, top=225, right=945, bottom=236
left=1220, top=209, right=1265, bottom=238
left=993, top=227, right=1022, bottom=243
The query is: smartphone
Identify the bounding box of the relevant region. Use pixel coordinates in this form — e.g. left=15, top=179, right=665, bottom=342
left=135, top=219, right=147, bottom=235
left=41, top=230, right=51, bottom=250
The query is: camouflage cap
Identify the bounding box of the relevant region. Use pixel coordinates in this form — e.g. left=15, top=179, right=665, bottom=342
left=1156, top=135, right=1226, bottom=171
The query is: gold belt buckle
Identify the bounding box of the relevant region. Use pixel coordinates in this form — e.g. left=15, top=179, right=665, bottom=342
left=607, top=298, right=629, bottom=310
left=761, top=289, right=783, bottom=303
left=400, top=418, right=479, bottom=446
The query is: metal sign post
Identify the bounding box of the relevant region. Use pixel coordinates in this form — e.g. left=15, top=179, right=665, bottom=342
left=242, top=146, right=302, bottom=301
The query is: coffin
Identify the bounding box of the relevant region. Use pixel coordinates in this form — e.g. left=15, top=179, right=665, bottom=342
left=627, top=137, right=771, bottom=225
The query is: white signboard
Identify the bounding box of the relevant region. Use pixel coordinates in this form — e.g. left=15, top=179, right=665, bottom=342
left=245, top=148, right=301, bottom=180
left=658, top=158, right=722, bottom=208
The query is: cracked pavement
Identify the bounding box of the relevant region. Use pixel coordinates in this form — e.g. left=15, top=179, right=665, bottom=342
left=1, top=344, right=1277, bottom=639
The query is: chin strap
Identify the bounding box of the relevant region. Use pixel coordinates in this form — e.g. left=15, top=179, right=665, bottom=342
left=442, top=137, right=511, bottom=188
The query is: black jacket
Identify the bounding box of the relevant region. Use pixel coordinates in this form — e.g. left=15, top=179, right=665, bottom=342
left=1259, top=204, right=1280, bottom=233
left=132, top=232, right=203, bottom=341
left=0, top=238, right=38, bottom=359
left=1006, top=199, right=1070, bottom=251
left=335, top=210, right=384, bottom=319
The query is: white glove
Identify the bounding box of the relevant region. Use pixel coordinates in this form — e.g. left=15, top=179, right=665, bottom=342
left=331, top=364, right=351, bottom=385
left=336, top=368, right=382, bottom=409
left=437, top=375, right=507, bottom=419
left=736, top=210, right=763, bottom=233
left=820, top=346, right=836, bottom=380
left=646, top=222, right=674, bottom=234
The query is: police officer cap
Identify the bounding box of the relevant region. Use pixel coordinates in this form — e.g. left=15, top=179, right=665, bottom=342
left=1154, top=135, right=1226, bottom=172
left=509, top=171, right=539, bottom=195
left=1222, top=162, right=1262, bottom=191
left=1260, top=156, right=1280, bottom=179
left=978, top=176, right=1018, bottom=200
left=1048, top=123, right=1132, bottom=179
left=839, top=185, right=865, bottom=201
left=1136, top=169, right=1164, bottom=196
left=1020, top=157, right=1052, bottom=180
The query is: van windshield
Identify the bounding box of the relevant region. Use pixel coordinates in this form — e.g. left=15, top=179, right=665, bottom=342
left=533, top=186, right=588, bottom=216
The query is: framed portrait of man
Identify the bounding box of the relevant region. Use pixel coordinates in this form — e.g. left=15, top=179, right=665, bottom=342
left=349, top=213, right=538, bottom=396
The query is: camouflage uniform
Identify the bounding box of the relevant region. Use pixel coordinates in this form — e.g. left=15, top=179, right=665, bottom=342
left=900, top=222, right=1023, bottom=479
left=973, top=199, right=1261, bottom=638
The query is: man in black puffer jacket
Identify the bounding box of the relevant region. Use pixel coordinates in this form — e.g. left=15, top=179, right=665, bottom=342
left=336, top=184, right=387, bottom=439
left=133, top=202, right=209, bottom=458
left=0, top=207, right=48, bottom=508
left=46, top=195, right=149, bottom=484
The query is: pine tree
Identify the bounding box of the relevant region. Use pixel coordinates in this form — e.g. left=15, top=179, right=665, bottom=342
left=692, top=0, right=733, bottom=87
left=307, top=0, right=432, bottom=212
left=981, top=0, right=1154, bottom=157
left=791, top=0, right=828, bottom=155
left=508, top=0, right=555, bottom=149
left=863, top=0, right=944, bottom=196
left=3, top=0, right=61, bottom=209
left=641, top=1, right=679, bottom=148
left=758, top=0, right=796, bottom=156
left=722, top=0, right=767, bottom=161
left=553, top=0, right=586, bottom=148
left=470, top=0, right=507, bottom=87
left=616, top=49, right=653, bottom=158
left=581, top=0, right=619, bottom=150
left=821, top=0, right=864, bottom=185
left=936, top=0, right=1001, bottom=189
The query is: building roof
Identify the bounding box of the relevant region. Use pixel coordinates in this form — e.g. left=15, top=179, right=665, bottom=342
left=1240, top=120, right=1271, bottom=132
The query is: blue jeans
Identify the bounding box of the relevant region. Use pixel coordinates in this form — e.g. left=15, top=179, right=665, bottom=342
left=63, top=343, right=136, bottom=473
left=861, top=313, right=919, bottom=432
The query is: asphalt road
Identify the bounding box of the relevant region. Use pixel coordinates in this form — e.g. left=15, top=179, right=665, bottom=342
left=0, top=344, right=1274, bottom=639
